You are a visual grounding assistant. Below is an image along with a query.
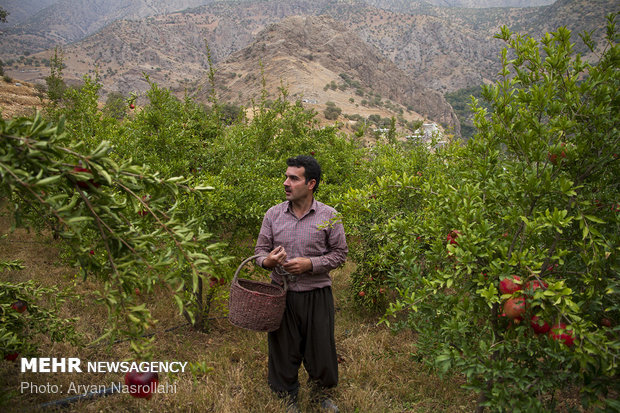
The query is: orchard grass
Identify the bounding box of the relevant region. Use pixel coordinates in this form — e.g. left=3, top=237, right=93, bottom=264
left=1, top=211, right=586, bottom=412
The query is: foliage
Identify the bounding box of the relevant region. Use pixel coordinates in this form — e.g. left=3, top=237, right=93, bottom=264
left=335, top=139, right=435, bottom=311
left=194, top=91, right=365, bottom=245
left=46, top=75, right=117, bottom=150
left=45, top=47, right=66, bottom=104
left=339, top=15, right=620, bottom=411
left=103, top=91, right=128, bottom=120
left=0, top=112, right=228, bottom=357
left=324, top=101, right=342, bottom=120
left=1, top=13, right=618, bottom=411
left=0, top=279, right=81, bottom=360
left=367, top=114, right=392, bottom=129
left=108, top=76, right=219, bottom=178
left=1, top=68, right=365, bottom=356
left=218, top=102, right=244, bottom=124
left=444, top=85, right=486, bottom=140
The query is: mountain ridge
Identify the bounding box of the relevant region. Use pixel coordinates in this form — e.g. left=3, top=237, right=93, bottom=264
left=4, top=1, right=615, bottom=94
left=195, top=14, right=460, bottom=134
left=2, top=0, right=617, bottom=135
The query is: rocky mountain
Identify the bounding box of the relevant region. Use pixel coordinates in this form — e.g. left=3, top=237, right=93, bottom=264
left=0, top=0, right=59, bottom=26
left=0, top=0, right=220, bottom=57
left=4, top=0, right=613, bottom=92
left=523, top=0, right=616, bottom=48
left=195, top=15, right=460, bottom=133
left=1, top=0, right=617, bottom=134
left=413, top=0, right=555, bottom=7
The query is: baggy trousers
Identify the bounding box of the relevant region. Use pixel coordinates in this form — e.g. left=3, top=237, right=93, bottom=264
left=268, top=286, right=338, bottom=399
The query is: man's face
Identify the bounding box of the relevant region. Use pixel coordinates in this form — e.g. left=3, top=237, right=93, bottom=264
left=284, top=166, right=314, bottom=202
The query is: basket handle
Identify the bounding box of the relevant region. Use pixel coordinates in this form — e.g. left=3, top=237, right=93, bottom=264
left=233, top=254, right=289, bottom=291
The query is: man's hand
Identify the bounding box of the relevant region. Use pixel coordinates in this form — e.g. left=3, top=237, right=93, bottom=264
left=263, top=245, right=287, bottom=269
left=283, top=257, right=313, bottom=275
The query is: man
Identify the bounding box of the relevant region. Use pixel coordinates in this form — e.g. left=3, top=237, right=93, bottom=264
left=255, top=155, right=348, bottom=413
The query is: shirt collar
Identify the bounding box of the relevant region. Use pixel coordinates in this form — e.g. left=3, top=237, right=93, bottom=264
left=286, top=198, right=317, bottom=218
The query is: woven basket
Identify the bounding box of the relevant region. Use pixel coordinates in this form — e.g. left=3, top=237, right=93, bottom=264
left=228, top=254, right=288, bottom=332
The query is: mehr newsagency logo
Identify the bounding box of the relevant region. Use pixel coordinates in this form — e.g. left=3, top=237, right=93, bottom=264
left=21, top=357, right=187, bottom=373
left=19, top=358, right=185, bottom=397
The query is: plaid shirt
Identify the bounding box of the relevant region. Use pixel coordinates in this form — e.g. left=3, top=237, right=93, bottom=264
left=255, top=198, right=348, bottom=292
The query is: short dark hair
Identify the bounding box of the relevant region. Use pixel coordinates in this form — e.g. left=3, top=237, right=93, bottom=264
left=286, top=155, right=321, bottom=193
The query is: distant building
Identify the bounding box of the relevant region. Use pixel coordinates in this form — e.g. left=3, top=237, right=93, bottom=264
left=407, top=122, right=445, bottom=146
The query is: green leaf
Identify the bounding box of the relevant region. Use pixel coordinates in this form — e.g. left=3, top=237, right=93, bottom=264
left=584, top=215, right=605, bottom=224
left=65, top=216, right=93, bottom=225
left=33, top=175, right=62, bottom=186
left=174, top=295, right=184, bottom=314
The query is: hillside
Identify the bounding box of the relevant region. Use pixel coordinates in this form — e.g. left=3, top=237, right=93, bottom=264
left=380, top=0, right=555, bottom=8
left=4, top=0, right=615, bottom=97
left=1, top=0, right=501, bottom=99
left=0, top=0, right=217, bottom=56
left=0, top=0, right=58, bottom=26
left=1, top=0, right=617, bottom=135
left=195, top=15, right=460, bottom=134
left=0, top=79, right=45, bottom=119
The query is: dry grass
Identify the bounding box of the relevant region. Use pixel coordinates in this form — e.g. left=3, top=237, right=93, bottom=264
left=0, top=79, right=45, bottom=119
left=0, top=209, right=477, bottom=413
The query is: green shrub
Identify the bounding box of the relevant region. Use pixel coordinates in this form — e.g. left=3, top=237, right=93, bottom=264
left=324, top=101, right=342, bottom=120
left=340, top=17, right=620, bottom=411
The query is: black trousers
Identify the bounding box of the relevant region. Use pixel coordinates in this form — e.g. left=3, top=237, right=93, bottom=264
left=268, top=286, right=338, bottom=399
